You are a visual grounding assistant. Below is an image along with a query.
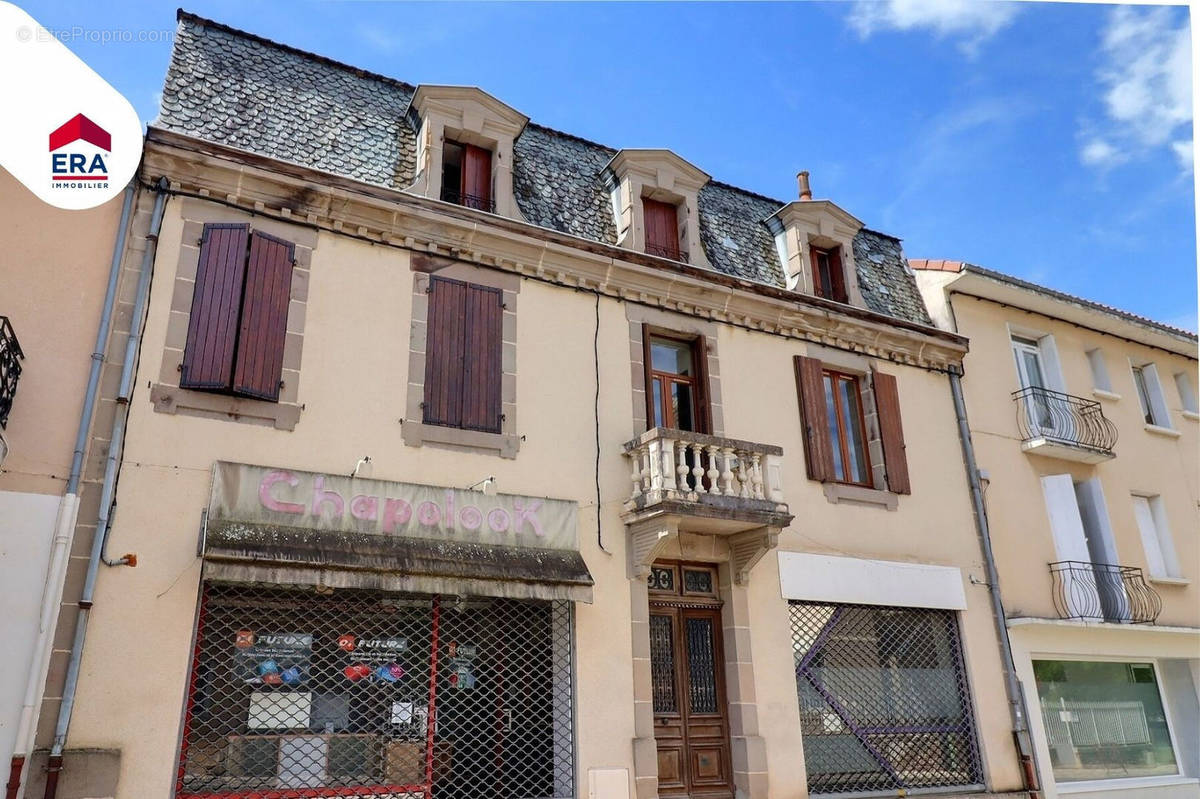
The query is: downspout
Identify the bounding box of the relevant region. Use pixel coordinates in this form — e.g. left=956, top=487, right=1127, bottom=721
left=5, top=184, right=135, bottom=799
left=42, top=179, right=168, bottom=799
left=948, top=368, right=1042, bottom=799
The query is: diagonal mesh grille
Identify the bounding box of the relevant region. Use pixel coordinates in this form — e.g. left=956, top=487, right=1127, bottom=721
left=789, top=602, right=982, bottom=795
left=177, top=583, right=574, bottom=799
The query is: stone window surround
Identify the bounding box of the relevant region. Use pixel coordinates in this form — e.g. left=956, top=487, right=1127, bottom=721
left=149, top=198, right=314, bottom=431
left=768, top=200, right=866, bottom=307
left=806, top=343, right=899, bottom=510
left=627, top=305, right=724, bottom=439
left=606, top=149, right=712, bottom=269
left=407, top=85, right=529, bottom=221
left=401, top=256, right=521, bottom=459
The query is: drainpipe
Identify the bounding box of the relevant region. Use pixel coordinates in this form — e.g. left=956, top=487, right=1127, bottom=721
left=948, top=368, right=1042, bottom=799
left=5, top=184, right=136, bottom=799
left=42, top=179, right=168, bottom=799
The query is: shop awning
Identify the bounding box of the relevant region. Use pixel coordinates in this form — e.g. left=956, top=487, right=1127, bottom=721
left=201, top=520, right=594, bottom=603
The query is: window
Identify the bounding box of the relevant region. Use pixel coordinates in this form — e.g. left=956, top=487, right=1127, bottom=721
left=1132, top=495, right=1180, bottom=578
left=181, top=223, right=295, bottom=402
left=643, top=198, right=684, bottom=262
left=423, top=276, right=503, bottom=433
left=789, top=602, right=982, bottom=794
left=176, top=583, right=575, bottom=799
left=1174, top=371, right=1198, bottom=414
left=793, top=356, right=910, bottom=493
left=1033, top=660, right=1178, bottom=784
left=440, top=140, right=493, bottom=212
left=645, top=332, right=708, bottom=432
left=810, top=246, right=847, bottom=303
left=1086, top=349, right=1113, bottom=393
left=1131, top=363, right=1170, bottom=427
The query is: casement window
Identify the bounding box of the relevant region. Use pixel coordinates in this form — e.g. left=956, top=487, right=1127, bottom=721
left=810, top=246, right=848, bottom=304
left=1131, top=363, right=1171, bottom=427
left=180, top=223, right=295, bottom=402
left=643, top=198, right=684, bottom=262
left=644, top=330, right=709, bottom=433
left=1032, top=660, right=1179, bottom=784
left=1174, top=371, right=1198, bottom=414
left=440, top=140, right=493, bottom=212
left=1132, top=494, right=1180, bottom=579
left=423, top=276, right=503, bottom=434
left=794, top=356, right=910, bottom=493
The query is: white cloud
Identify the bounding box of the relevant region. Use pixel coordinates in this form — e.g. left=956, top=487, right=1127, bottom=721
left=847, top=0, right=1021, bottom=53
left=1080, top=6, right=1192, bottom=172
left=1080, top=138, right=1121, bottom=167
left=1171, top=139, right=1194, bottom=173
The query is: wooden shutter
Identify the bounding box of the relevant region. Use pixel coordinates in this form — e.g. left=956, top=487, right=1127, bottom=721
left=424, top=277, right=503, bottom=432
left=461, top=144, right=492, bottom=208
left=643, top=199, right=679, bottom=254
left=828, top=246, right=848, bottom=304
left=424, top=277, right=467, bottom=428
left=794, top=355, right=835, bottom=482
left=181, top=223, right=250, bottom=391
left=232, top=231, right=295, bottom=401
left=872, top=370, right=911, bottom=494
left=461, top=282, right=503, bottom=433
left=693, top=334, right=713, bottom=434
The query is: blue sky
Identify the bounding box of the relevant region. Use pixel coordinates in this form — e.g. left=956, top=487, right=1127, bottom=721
left=20, top=0, right=1197, bottom=330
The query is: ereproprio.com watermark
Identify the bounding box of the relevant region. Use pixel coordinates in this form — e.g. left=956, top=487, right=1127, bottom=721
left=16, top=25, right=173, bottom=45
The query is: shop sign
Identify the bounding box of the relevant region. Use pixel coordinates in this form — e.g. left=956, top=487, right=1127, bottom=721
left=233, top=630, right=312, bottom=685
left=209, top=462, right=580, bottom=551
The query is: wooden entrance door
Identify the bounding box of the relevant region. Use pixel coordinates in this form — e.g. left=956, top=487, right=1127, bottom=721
left=649, top=604, right=732, bottom=799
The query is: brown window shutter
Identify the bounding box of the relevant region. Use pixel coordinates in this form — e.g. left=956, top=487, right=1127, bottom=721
left=181, top=223, right=250, bottom=391
left=643, top=199, right=679, bottom=255
left=232, top=231, right=295, bottom=401
left=423, top=277, right=468, bottom=428
left=462, top=144, right=492, bottom=208
left=693, top=334, right=713, bottom=434
left=794, top=355, right=835, bottom=482
left=829, top=246, right=848, bottom=304
left=460, top=282, right=504, bottom=433
left=642, top=323, right=656, bottom=429
left=873, top=370, right=911, bottom=494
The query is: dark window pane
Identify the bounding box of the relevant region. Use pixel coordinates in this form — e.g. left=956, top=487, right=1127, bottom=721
left=649, top=615, right=677, bottom=714
left=650, top=338, right=693, bottom=376
left=648, top=566, right=675, bottom=593
left=683, top=569, right=713, bottom=595
left=824, top=375, right=845, bottom=481
left=671, top=382, right=695, bottom=432
left=652, top=378, right=665, bottom=428
left=684, top=617, right=718, bottom=714
left=837, top=377, right=869, bottom=484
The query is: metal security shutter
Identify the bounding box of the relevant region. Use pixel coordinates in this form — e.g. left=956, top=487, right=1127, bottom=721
left=423, top=277, right=503, bottom=433
left=789, top=602, right=982, bottom=795
left=794, top=355, right=835, bottom=482
left=872, top=371, right=910, bottom=494
left=181, top=224, right=250, bottom=391
left=233, top=231, right=295, bottom=401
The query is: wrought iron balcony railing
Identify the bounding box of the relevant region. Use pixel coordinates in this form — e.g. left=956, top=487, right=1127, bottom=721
left=1049, top=561, right=1162, bottom=624
left=0, top=316, right=24, bottom=429
left=645, top=243, right=689, bottom=263
left=1012, top=386, right=1117, bottom=460
left=439, top=187, right=496, bottom=213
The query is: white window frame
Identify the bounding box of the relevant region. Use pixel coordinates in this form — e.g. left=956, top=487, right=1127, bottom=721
left=1131, top=493, right=1181, bottom=579
left=1131, top=361, right=1172, bottom=429
left=1086, top=348, right=1117, bottom=397
left=1174, top=371, right=1198, bottom=417
left=1029, top=654, right=1188, bottom=794
left=1008, top=326, right=1068, bottom=392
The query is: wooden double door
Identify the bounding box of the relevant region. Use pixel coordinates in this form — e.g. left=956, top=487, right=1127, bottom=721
left=649, top=602, right=733, bottom=799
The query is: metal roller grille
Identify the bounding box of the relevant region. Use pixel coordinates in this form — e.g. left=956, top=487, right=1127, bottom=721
left=177, top=583, right=574, bottom=799
left=789, top=602, right=982, bottom=795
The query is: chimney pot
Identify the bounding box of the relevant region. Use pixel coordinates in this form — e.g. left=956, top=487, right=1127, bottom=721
left=797, top=170, right=812, bottom=201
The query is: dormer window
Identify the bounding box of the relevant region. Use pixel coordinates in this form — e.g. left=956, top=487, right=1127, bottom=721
left=811, top=246, right=847, bottom=303
left=440, top=140, right=494, bottom=212
left=643, top=198, right=685, bottom=262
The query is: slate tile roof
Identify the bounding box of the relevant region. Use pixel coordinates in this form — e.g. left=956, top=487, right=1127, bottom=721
left=159, top=11, right=934, bottom=327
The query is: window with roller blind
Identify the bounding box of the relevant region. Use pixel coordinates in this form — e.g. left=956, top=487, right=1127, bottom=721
left=180, top=223, right=295, bottom=402
left=440, top=140, right=494, bottom=212
left=423, top=276, right=504, bottom=434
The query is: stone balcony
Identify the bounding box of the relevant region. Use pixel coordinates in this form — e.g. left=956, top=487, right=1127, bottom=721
left=622, top=428, right=793, bottom=584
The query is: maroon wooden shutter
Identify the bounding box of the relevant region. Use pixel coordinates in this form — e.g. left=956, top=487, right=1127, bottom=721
left=424, top=277, right=467, bottom=427
left=181, top=223, right=250, bottom=391
left=232, top=231, right=295, bottom=401
left=828, top=246, right=848, bottom=304
left=872, top=370, right=911, bottom=494
left=461, top=283, right=504, bottom=433
left=693, top=334, right=713, bottom=434
left=461, top=144, right=492, bottom=209
left=794, top=355, right=835, bottom=482
left=644, top=199, right=679, bottom=256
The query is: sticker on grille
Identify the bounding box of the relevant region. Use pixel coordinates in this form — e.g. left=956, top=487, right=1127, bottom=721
left=789, top=601, right=983, bottom=795
left=177, top=583, right=574, bottom=799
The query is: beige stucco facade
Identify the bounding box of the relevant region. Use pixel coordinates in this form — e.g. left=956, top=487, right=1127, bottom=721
left=916, top=265, right=1200, bottom=799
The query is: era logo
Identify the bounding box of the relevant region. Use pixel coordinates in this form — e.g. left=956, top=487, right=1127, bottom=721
left=49, top=113, right=111, bottom=183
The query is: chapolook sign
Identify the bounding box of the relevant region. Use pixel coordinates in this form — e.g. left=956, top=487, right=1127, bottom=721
left=209, top=462, right=580, bottom=552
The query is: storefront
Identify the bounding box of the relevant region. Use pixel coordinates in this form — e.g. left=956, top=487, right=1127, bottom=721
left=177, top=463, right=591, bottom=799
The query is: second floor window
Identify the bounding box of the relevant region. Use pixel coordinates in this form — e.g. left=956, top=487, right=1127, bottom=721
left=423, top=276, right=503, bottom=433
left=645, top=334, right=708, bottom=432
left=811, top=246, right=848, bottom=303
left=1131, top=363, right=1170, bottom=427
left=643, top=198, right=683, bottom=261
left=822, top=369, right=871, bottom=486
left=181, top=223, right=295, bottom=402
left=441, top=140, right=493, bottom=212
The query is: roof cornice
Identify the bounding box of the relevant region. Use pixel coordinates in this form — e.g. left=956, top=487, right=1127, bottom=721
left=141, top=127, right=969, bottom=371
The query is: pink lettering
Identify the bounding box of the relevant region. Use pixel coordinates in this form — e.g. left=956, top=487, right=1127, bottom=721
left=487, top=508, right=511, bottom=533
left=417, top=500, right=441, bottom=526
left=460, top=505, right=482, bottom=531
left=350, top=494, right=379, bottom=522
left=382, top=498, right=412, bottom=533
left=259, top=471, right=304, bottom=514
left=512, top=499, right=544, bottom=537
left=311, top=476, right=344, bottom=517
left=444, top=491, right=455, bottom=530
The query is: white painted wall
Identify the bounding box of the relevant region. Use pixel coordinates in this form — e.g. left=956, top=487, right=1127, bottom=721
left=777, top=551, right=967, bottom=610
